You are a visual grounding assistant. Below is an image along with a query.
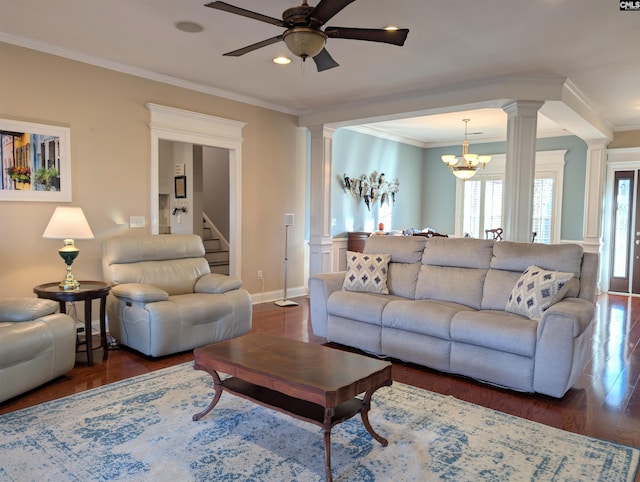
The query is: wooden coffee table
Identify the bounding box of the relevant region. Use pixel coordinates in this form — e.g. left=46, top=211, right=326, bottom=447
left=192, top=333, right=392, bottom=481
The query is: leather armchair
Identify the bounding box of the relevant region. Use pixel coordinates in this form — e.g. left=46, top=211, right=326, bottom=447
left=0, top=298, right=76, bottom=403
left=102, top=234, right=252, bottom=357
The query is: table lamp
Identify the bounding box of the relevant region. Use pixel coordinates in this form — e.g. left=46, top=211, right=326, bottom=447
left=42, top=206, right=94, bottom=290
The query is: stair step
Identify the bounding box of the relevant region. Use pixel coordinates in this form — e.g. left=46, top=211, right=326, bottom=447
left=203, top=238, right=222, bottom=250
left=205, top=250, right=229, bottom=263
left=209, top=263, right=229, bottom=275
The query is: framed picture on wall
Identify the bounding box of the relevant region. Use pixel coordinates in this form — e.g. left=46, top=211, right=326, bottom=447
left=174, top=175, right=187, bottom=198
left=0, top=119, right=72, bottom=202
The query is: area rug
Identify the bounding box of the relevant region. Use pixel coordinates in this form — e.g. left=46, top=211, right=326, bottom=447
left=0, top=363, right=637, bottom=481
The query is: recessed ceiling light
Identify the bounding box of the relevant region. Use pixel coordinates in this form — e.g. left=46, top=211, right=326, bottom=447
left=384, top=25, right=399, bottom=31
left=175, top=21, right=204, bottom=33
left=273, top=56, right=292, bottom=65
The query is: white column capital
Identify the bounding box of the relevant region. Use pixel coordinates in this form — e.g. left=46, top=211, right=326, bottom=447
left=503, top=100, right=545, bottom=117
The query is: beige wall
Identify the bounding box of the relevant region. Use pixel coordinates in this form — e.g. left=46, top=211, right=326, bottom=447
left=610, top=130, right=640, bottom=149
left=0, top=42, right=305, bottom=299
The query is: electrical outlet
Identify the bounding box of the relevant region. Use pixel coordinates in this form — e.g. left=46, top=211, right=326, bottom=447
left=129, top=216, right=146, bottom=228
left=257, top=270, right=263, bottom=280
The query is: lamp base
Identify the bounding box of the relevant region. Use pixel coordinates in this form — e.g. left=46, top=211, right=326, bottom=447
left=274, top=299, right=298, bottom=307
left=59, top=265, right=80, bottom=290
left=59, top=277, right=80, bottom=291
left=58, top=240, right=80, bottom=290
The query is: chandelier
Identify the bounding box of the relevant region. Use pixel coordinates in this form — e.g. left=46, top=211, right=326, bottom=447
left=441, top=119, right=492, bottom=180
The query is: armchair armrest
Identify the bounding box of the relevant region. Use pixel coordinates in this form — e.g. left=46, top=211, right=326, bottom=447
left=111, top=283, right=169, bottom=303
left=195, top=273, right=242, bottom=294
left=0, top=298, right=59, bottom=322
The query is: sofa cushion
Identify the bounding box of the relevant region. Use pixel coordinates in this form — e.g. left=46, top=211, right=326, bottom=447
left=364, top=235, right=426, bottom=263
left=328, top=290, right=393, bottom=325
left=491, top=241, right=583, bottom=279
left=505, top=266, right=575, bottom=320
left=342, top=251, right=391, bottom=294
left=416, top=265, right=488, bottom=309
left=481, top=269, right=522, bottom=310
left=451, top=310, right=538, bottom=357
left=422, top=237, right=494, bottom=269
left=382, top=299, right=475, bottom=339
left=387, top=262, right=421, bottom=299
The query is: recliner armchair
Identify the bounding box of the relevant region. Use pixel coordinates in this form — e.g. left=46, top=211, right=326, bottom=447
left=0, top=298, right=76, bottom=403
left=102, top=234, right=252, bottom=357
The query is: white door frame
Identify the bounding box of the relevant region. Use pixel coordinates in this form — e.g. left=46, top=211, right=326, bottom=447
left=147, top=103, right=246, bottom=277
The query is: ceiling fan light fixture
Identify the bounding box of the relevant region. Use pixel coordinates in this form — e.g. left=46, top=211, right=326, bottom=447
left=273, top=56, right=292, bottom=65
left=283, top=27, right=326, bottom=60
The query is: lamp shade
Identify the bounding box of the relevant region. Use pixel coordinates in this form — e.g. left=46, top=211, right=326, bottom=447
left=43, top=207, right=94, bottom=240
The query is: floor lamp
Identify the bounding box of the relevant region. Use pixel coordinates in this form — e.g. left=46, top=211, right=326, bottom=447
left=274, top=213, right=298, bottom=307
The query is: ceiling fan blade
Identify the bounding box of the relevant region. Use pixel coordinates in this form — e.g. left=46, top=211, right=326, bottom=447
left=309, top=0, right=356, bottom=26
left=205, top=1, right=284, bottom=27
left=312, top=48, right=340, bottom=72
left=325, top=27, right=409, bottom=46
left=223, top=35, right=283, bottom=57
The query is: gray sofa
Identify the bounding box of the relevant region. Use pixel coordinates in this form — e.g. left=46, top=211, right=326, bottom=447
left=0, top=298, right=76, bottom=403
left=309, top=235, right=598, bottom=398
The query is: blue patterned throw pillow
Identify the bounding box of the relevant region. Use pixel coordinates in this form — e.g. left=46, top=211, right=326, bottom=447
left=505, top=265, right=575, bottom=320
left=342, top=251, right=391, bottom=294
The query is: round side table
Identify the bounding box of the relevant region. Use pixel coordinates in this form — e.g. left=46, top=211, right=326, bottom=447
left=33, top=281, right=111, bottom=366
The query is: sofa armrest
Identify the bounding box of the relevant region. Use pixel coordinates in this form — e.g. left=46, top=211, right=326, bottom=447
left=534, top=297, right=595, bottom=397
left=111, top=283, right=169, bottom=303
left=538, top=297, right=594, bottom=339
left=0, top=298, right=59, bottom=322
left=309, top=272, right=346, bottom=338
left=195, top=273, right=242, bottom=294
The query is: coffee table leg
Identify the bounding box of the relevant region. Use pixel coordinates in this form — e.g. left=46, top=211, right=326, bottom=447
left=192, top=366, right=224, bottom=422
left=360, top=383, right=390, bottom=447
left=323, top=408, right=334, bottom=482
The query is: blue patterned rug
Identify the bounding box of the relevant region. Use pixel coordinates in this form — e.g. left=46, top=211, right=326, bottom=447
left=0, top=362, right=637, bottom=481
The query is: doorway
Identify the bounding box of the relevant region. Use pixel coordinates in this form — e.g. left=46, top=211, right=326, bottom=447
left=147, top=103, right=246, bottom=277
left=609, top=170, right=640, bottom=294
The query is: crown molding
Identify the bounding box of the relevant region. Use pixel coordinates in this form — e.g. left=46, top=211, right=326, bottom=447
left=0, top=34, right=298, bottom=117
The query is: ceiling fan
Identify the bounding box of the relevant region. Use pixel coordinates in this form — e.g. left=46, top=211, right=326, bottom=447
left=204, top=0, right=409, bottom=72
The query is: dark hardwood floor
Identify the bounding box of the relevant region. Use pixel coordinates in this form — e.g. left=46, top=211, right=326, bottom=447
left=1, top=293, right=639, bottom=451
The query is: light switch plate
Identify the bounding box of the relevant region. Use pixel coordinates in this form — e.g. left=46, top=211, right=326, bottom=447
left=129, top=216, right=146, bottom=228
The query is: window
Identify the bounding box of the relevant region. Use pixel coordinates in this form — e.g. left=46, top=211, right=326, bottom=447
left=455, top=151, right=566, bottom=243
left=462, top=178, right=502, bottom=238
left=532, top=177, right=554, bottom=244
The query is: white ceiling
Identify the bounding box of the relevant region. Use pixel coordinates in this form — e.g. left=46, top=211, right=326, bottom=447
left=1, top=0, right=638, bottom=145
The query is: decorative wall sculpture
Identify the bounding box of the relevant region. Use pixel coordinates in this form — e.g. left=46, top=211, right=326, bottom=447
left=341, top=171, right=399, bottom=211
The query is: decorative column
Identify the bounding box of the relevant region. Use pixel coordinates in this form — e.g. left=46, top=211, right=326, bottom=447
left=582, top=139, right=608, bottom=254
left=308, top=125, right=335, bottom=276
left=502, top=101, right=544, bottom=242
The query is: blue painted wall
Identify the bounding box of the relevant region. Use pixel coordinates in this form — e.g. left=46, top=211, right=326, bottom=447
left=331, top=129, right=424, bottom=237
left=331, top=130, right=587, bottom=241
